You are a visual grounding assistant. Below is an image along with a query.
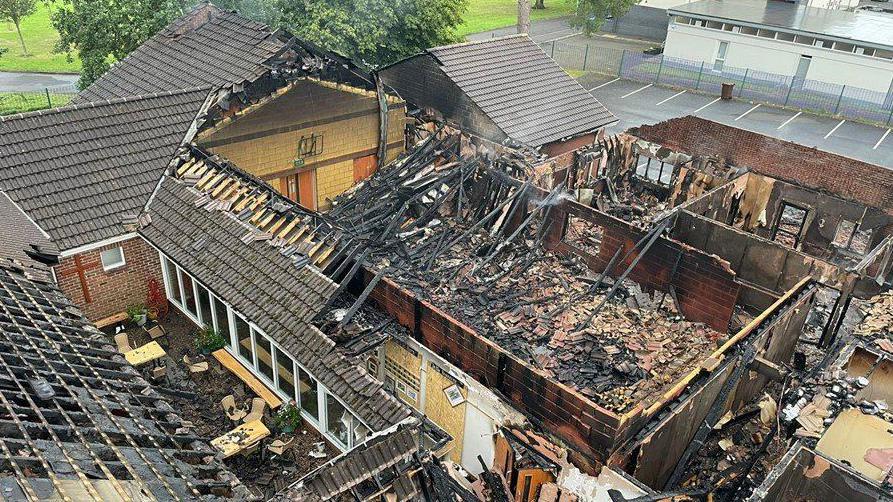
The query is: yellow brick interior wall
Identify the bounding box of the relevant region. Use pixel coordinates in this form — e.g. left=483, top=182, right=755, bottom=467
left=424, top=365, right=468, bottom=463
left=384, top=341, right=422, bottom=408
left=202, top=79, right=405, bottom=206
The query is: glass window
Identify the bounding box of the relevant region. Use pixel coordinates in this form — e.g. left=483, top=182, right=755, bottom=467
left=234, top=315, right=253, bottom=363
left=326, top=393, right=350, bottom=447
left=180, top=272, right=197, bottom=317
left=299, top=369, right=319, bottom=422
left=713, top=41, right=729, bottom=71
left=255, top=331, right=275, bottom=383
left=212, top=296, right=231, bottom=347
left=100, top=247, right=125, bottom=271
left=273, top=346, right=296, bottom=399
left=197, top=284, right=213, bottom=328
left=164, top=257, right=182, bottom=305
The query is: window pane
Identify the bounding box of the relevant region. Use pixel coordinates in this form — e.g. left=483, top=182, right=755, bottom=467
left=273, top=346, right=296, bottom=399
left=255, top=331, right=274, bottom=382
left=100, top=247, right=125, bottom=270
left=212, top=297, right=231, bottom=347
left=299, top=369, right=319, bottom=421
left=181, top=272, right=197, bottom=316
left=235, top=315, right=253, bottom=362
left=164, top=258, right=182, bottom=305
left=197, top=284, right=213, bottom=328
left=326, top=394, right=350, bottom=447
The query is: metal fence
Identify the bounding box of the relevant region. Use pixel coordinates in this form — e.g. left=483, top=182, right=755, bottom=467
left=0, top=83, right=78, bottom=116
left=542, top=41, right=893, bottom=127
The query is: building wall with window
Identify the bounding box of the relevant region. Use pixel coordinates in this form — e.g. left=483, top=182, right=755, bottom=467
left=54, top=236, right=163, bottom=322
left=664, top=16, right=893, bottom=93
left=157, top=250, right=373, bottom=451
left=199, top=79, right=406, bottom=210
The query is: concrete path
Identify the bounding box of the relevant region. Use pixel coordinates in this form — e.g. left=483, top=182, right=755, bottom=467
left=0, top=71, right=79, bottom=92
left=581, top=73, right=893, bottom=168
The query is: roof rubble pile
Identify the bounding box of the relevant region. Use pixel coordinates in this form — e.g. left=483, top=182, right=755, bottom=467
left=855, top=289, right=893, bottom=352
left=328, top=132, right=721, bottom=413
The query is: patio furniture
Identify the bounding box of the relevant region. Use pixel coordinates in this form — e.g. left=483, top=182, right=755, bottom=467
left=222, top=394, right=247, bottom=422
left=145, top=323, right=166, bottom=340
left=267, top=436, right=295, bottom=456
left=240, top=441, right=261, bottom=458
left=123, top=341, right=166, bottom=367
left=243, top=397, right=266, bottom=424
left=211, top=419, right=270, bottom=459
left=151, top=365, right=167, bottom=380
left=183, top=355, right=209, bottom=373
left=114, top=333, right=133, bottom=353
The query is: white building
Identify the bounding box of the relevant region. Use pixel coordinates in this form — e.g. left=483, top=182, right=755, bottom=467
left=665, top=0, right=893, bottom=93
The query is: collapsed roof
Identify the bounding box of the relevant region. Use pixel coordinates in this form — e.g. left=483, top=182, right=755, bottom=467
left=379, top=35, right=617, bottom=148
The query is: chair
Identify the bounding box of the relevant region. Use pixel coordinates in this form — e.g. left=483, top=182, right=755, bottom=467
left=145, top=324, right=166, bottom=340
left=240, top=440, right=261, bottom=457
left=183, top=355, right=209, bottom=373
left=267, top=436, right=295, bottom=456
left=221, top=395, right=247, bottom=422
left=114, top=333, right=133, bottom=353
left=243, top=397, right=266, bottom=423
left=151, top=365, right=167, bottom=380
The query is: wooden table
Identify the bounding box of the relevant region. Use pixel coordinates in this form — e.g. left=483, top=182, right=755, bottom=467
left=124, top=341, right=166, bottom=367
left=211, top=419, right=270, bottom=459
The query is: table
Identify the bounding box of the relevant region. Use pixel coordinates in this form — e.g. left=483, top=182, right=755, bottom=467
left=123, top=341, right=166, bottom=367
left=211, top=419, right=270, bottom=458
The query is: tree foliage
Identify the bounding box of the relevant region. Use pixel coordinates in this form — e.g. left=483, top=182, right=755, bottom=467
left=0, top=0, right=37, bottom=54
left=277, top=0, right=468, bottom=68
left=570, top=0, right=636, bottom=35
left=52, top=0, right=183, bottom=88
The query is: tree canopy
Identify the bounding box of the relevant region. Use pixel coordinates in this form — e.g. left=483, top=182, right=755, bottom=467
left=52, top=0, right=183, bottom=88
left=276, top=0, right=467, bottom=68
left=570, top=0, right=637, bottom=35
left=0, top=0, right=38, bottom=54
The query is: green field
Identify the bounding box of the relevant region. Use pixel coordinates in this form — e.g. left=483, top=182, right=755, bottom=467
left=0, top=2, right=80, bottom=73
left=0, top=91, right=73, bottom=115
left=458, top=0, right=576, bottom=37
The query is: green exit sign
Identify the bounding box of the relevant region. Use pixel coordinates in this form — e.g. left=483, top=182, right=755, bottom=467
left=294, top=158, right=305, bottom=169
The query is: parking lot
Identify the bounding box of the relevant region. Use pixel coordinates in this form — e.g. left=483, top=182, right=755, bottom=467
left=582, top=74, right=893, bottom=168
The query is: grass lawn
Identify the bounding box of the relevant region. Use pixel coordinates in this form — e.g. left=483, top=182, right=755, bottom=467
left=458, top=0, right=576, bottom=37
left=0, top=2, right=80, bottom=73
left=0, top=91, right=72, bottom=115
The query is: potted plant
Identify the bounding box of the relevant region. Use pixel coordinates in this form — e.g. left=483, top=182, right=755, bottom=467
left=127, top=304, right=148, bottom=326
left=274, top=401, right=302, bottom=434
left=194, top=326, right=226, bottom=355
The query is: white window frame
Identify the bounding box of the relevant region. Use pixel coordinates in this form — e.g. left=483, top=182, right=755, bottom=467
left=100, top=246, right=126, bottom=271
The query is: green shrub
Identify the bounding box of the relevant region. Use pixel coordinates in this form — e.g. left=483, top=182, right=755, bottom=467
left=274, top=402, right=302, bottom=433
left=194, top=326, right=226, bottom=353
left=126, top=303, right=146, bottom=324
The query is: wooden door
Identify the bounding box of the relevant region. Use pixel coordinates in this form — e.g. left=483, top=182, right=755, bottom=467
left=353, top=154, right=378, bottom=183
left=297, top=170, right=317, bottom=210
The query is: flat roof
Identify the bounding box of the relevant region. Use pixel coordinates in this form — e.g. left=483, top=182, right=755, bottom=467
left=669, top=0, right=893, bottom=49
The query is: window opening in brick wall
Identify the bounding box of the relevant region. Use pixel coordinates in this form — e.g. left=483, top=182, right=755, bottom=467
left=633, top=153, right=671, bottom=186
left=562, top=215, right=602, bottom=257
left=833, top=219, right=873, bottom=255
left=100, top=247, right=125, bottom=271
left=771, top=202, right=808, bottom=249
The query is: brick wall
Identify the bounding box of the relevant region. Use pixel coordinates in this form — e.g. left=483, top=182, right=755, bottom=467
left=55, top=236, right=162, bottom=322
left=365, top=271, right=625, bottom=464
left=547, top=198, right=740, bottom=332
left=630, top=116, right=893, bottom=212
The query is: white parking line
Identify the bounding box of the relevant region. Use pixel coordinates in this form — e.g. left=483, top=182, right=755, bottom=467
left=621, top=84, right=653, bottom=99
left=735, top=103, right=761, bottom=121
left=590, top=78, right=619, bottom=91
left=777, top=111, right=802, bottom=130
left=656, top=90, right=686, bottom=106
left=692, top=97, right=721, bottom=114
left=824, top=119, right=846, bottom=139
left=874, top=128, right=891, bottom=150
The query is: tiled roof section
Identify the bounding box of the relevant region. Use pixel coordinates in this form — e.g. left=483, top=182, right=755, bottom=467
left=76, top=3, right=284, bottom=102
left=428, top=35, right=616, bottom=146
left=0, top=87, right=211, bottom=250
left=289, top=420, right=420, bottom=501
left=0, top=191, right=56, bottom=267
left=0, top=260, right=238, bottom=500
left=139, top=174, right=410, bottom=430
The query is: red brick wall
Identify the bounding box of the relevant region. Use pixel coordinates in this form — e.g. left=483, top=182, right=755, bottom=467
left=549, top=199, right=740, bottom=332
left=630, top=116, right=893, bottom=212
left=55, top=237, right=163, bottom=321
left=541, top=132, right=597, bottom=168
left=365, top=272, right=624, bottom=464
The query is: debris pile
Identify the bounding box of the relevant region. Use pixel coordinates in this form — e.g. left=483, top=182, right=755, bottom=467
left=327, top=132, right=721, bottom=413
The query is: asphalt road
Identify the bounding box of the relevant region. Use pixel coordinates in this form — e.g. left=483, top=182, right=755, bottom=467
left=0, top=71, right=79, bottom=92
left=581, top=73, right=893, bottom=168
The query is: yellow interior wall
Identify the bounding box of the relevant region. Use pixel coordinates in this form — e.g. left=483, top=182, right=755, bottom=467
left=424, top=364, right=467, bottom=462
left=384, top=341, right=422, bottom=408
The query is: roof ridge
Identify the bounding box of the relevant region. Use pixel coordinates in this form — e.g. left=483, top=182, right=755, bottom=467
left=429, top=33, right=529, bottom=53
left=0, top=86, right=214, bottom=122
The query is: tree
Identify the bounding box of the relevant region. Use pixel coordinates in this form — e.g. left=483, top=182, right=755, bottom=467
left=570, top=0, right=636, bottom=36
left=277, top=0, right=467, bottom=68
left=0, top=0, right=37, bottom=55
left=52, top=0, right=183, bottom=88
left=533, top=0, right=544, bottom=9
left=517, top=0, right=530, bottom=34
left=214, top=0, right=280, bottom=25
